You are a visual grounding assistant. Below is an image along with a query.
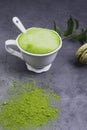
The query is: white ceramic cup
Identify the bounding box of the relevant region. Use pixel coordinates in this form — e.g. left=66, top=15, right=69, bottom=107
left=5, top=28, right=62, bottom=73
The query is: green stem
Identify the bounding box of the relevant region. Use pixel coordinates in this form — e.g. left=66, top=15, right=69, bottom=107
left=62, top=33, right=76, bottom=40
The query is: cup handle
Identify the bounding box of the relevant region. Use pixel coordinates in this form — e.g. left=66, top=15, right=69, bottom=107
left=5, top=40, right=23, bottom=59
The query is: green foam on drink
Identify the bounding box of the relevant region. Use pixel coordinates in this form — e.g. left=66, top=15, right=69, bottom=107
left=18, top=28, right=60, bottom=54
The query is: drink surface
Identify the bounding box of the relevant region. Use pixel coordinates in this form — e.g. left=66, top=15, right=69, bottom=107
left=18, top=28, right=60, bottom=54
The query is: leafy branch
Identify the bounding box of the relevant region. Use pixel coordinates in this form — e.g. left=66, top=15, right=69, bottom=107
left=53, top=16, right=87, bottom=43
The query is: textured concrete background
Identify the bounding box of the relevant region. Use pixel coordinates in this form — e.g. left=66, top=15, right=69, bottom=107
left=0, top=0, right=87, bottom=129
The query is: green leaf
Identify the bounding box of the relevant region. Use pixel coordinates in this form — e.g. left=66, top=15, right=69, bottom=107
left=64, top=16, right=74, bottom=36
left=53, top=21, right=61, bottom=36
left=74, top=19, right=79, bottom=30
left=74, top=29, right=87, bottom=42
left=85, top=35, right=87, bottom=42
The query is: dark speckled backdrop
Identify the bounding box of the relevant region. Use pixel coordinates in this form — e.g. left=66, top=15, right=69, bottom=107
left=0, top=0, right=87, bottom=129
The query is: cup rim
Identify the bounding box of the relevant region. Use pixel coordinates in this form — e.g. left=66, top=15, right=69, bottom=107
left=16, top=27, right=62, bottom=56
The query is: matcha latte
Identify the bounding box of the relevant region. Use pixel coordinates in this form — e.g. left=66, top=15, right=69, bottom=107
left=18, top=28, right=60, bottom=54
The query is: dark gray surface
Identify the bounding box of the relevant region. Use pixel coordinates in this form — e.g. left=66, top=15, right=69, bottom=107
left=0, top=0, right=87, bottom=129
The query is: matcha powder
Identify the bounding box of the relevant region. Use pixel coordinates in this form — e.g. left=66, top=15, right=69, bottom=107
left=0, top=81, right=60, bottom=130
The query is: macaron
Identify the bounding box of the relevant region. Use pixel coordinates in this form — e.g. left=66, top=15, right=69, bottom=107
left=75, top=43, right=87, bottom=64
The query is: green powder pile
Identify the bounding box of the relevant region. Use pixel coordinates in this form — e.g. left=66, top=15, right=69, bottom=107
left=0, top=81, right=60, bottom=130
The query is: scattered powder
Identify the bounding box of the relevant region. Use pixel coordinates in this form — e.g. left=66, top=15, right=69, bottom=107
left=0, top=81, right=60, bottom=130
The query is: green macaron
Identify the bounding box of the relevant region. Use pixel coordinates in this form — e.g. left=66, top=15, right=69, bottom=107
left=76, top=43, right=87, bottom=64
